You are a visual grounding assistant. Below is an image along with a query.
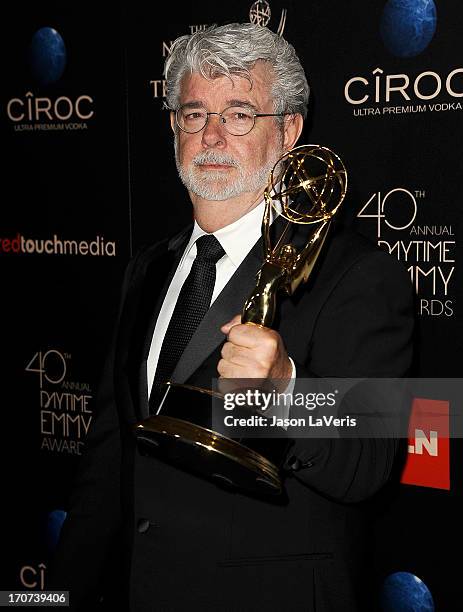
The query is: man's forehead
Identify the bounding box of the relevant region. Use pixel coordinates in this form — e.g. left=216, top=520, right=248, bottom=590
left=179, top=61, right=273, bottom=105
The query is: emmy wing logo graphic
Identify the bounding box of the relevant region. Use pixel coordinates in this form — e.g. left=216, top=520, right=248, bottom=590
left=249, top=1, right=287, bottom=36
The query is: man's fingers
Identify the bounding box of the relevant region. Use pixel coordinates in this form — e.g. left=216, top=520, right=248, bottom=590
left=227, top=324, right=278, bottom=352
left=217, top=357, right=266, bottom=379
left=221, top=341, right=256, bottom=366
left=220, top=314, right=242, bottom=335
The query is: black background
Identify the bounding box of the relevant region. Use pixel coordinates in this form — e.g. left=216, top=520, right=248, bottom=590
left=1, top=1, right=461, bottom=608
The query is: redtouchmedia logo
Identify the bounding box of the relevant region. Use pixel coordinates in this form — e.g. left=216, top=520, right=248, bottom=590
left=0, top=233, right=116, bottom=256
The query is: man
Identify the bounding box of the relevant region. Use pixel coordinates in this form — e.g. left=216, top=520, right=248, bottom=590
left=50, top=23, right=414, bottom=611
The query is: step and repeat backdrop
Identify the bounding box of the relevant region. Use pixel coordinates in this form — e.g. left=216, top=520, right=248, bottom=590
left=2, top=1, right=462, bottom=609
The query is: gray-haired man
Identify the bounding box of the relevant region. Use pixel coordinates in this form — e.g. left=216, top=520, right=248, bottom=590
left=50, top=23, right=413, bottom=611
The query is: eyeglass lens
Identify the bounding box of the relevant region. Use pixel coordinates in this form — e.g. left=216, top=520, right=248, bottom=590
left=176, top=106, right=256, bottom=135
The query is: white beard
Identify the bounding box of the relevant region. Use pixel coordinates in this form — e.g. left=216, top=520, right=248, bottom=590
left=174, top=136, right=283, bottom=201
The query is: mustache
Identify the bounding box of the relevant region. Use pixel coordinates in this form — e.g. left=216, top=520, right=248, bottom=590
left=192, top=151, right=240, bottom=167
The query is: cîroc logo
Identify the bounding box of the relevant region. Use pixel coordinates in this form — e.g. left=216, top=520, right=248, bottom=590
left=344, top=4, right=461, bottom=118
left=20, top=564, right=46, bottom=590
left=344, top=67, right=463, bottom=119
left=5, top=28, right=95, bottom=131
left=345, top=67, right=463, bottom=106
left=6, top=90, right=95, bottom=132
left=7, top=92, right=93, bottom=123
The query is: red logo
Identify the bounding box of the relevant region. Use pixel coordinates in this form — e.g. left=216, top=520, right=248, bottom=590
left=401, top=398, right=450, bottom=490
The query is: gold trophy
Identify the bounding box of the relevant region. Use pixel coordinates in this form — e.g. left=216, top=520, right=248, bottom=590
left=134, top=144, right=347, bottom=495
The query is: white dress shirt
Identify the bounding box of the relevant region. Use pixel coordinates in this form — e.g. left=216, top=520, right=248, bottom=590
left=147, top=200, right=295, bottom=396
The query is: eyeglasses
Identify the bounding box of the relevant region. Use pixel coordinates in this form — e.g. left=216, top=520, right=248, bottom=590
left=174, top=105, right=290, bottom=136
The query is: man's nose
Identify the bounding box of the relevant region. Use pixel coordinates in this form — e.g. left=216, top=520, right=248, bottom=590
left=201, top=113, right=227, bottom=148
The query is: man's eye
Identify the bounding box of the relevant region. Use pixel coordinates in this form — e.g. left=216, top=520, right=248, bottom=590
left=230, top=111, right=252, bottom=122
left=184, top=112, right=204, bottom=120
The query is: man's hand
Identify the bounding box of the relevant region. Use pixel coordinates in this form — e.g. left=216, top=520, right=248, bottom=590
left=218, top=314, right=292, bottom=381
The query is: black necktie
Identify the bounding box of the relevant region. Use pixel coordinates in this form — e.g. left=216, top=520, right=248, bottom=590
left=150, top=234, right=225, bottom=402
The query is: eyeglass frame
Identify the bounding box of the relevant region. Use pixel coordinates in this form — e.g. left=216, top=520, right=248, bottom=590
left=170, top=104, right=292, bottom=136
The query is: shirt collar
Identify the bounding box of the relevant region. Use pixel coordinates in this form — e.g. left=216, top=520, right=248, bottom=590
left=180, top=200, right=267, bottom=269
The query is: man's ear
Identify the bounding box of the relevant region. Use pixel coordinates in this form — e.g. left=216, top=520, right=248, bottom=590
left=170, top=111, right=176, bottom=133
left=282, top=113, right=304, bottom=151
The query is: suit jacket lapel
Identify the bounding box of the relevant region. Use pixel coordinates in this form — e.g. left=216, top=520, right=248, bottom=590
left=119, top=227, right=192, bottom=421
left=138, top=227, right=193, bottom=364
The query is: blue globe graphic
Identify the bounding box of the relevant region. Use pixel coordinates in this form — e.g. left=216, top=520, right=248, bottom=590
left=46, top=509, right=67, bottom=552
left=29, top=27, right=66, bottom=85
left=380, top=0, right=437, bottom=57
left=381, top=572, right=434, bottom=611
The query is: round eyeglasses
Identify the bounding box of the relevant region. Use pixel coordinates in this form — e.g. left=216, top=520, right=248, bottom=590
left=174, top=105, right=290, bottom=136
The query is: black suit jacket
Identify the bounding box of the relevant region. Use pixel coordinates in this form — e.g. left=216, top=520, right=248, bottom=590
left=50, top=221, right=414, bottom=612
